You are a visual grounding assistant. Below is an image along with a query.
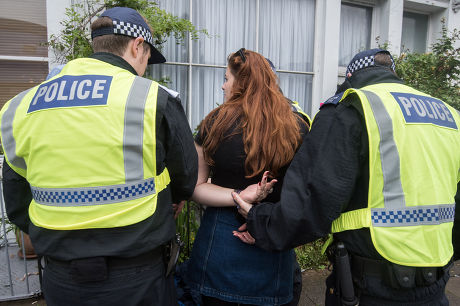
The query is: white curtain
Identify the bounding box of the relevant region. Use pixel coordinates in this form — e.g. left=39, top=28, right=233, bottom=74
left=259, top=0, right=315, bottom=72
left=151, top=0, right=189, bottom=111
left=191, top=0, right=257, bottom=128
left=192, top=0, right=257, bottom=66
left=339, top=4, right=372, bottom=66
left=278, top=73, right=313, bottom=109
left=150, top=64, right=188, bottom=110
left=154, top=0, right=189, bottom=63
left=153, top=0, right=315, bottom=130
left=401, top=12, right=428, bottom=54
left=259, top=0, right=315, bottom=114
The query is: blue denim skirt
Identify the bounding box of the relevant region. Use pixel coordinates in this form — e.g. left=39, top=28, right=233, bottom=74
left=185, top=207, right=294, bottom=305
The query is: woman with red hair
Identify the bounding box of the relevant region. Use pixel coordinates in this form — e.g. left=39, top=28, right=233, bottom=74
left=185, top=49, right=309, bottom=306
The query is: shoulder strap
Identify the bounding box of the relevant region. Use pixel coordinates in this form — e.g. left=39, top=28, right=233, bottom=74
left=320, top=91, right=345, bottom=109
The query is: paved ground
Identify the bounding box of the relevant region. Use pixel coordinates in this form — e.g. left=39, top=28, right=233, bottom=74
left=2, top=260, right=459, bottom=306
left=299, top=260, right=460, bottom=306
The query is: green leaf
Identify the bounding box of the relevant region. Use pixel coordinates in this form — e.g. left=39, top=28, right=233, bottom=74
left=48, top=0, right=209, bottom=63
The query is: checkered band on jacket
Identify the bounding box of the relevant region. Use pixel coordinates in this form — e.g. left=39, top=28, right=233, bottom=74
left=371, top=206, right=455, bottom=226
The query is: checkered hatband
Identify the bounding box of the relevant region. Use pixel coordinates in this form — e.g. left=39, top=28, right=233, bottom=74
left=346, top=55, right=375, bottom=75
left=346, top=54, right=396, bottom=75
left=112, top=20, right=154, bottom=46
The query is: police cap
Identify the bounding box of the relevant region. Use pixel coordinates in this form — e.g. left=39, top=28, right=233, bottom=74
left=346, top=48, right=395, bottom=76
left=91, top=7, right=166, bottom=65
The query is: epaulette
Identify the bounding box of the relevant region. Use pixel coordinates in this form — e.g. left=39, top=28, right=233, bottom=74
left=320, top=91, right=345, bottom=109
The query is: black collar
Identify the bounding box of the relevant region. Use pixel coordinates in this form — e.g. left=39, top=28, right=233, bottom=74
left=89, top=52, right=138, bottom=76
left=348, top=66, right=404, bottom=89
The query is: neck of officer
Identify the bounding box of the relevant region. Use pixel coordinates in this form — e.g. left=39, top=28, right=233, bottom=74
left=122, top=53, right=142, bottom=76
left=90, top=52, right=138, bottom=76
left=349, top=66, right=404, bottom=89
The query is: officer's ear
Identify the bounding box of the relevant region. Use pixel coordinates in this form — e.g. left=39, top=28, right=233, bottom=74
left=129, top=37, right=145, bottom=59
left=122, top=37, right=148, bottom=76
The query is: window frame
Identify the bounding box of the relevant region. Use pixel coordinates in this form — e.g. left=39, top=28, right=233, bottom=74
left=338, top=1, right=375, bottom=77
left=156, top=0, right=316, bottom=126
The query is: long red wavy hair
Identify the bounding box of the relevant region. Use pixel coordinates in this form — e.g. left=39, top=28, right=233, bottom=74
left=200, top=49, right=306, bottom=178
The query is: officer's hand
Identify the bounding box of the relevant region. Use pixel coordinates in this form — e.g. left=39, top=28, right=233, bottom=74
left=232, top=191, right=253, bottom=219
left=172, top=200, right=186, bottom=219
left=232, top=223, right=255, bottom=245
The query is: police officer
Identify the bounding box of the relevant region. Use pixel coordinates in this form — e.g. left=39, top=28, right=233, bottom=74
left=233, top=49, right=460, bottom=305
left=1, top=7, right=197, bottom=306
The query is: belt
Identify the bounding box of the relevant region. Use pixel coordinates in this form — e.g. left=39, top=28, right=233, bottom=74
left=45, top=246, right=165, bottom=269
left=351, top=254, right=450, bottom=289
left=351, top=254, right=385, bottom=277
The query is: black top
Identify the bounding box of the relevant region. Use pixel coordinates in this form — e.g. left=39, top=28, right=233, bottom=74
left=3, top=52, right=198, bottom=260
left=196, top=114, right=309, bottom=205
left=247, top=67, right=460, bottom=261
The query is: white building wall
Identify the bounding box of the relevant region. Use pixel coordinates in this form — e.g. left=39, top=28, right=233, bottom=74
left=46, top=0, right=73, bottom=71
left=312, top=0, right=342, bottom=113
left=448, top=0, right=460, bottom=48
left=375, top=0, right=404, bottom=56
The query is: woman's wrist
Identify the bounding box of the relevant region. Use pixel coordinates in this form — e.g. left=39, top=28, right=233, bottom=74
left=233, top=189, right=242, bottom=208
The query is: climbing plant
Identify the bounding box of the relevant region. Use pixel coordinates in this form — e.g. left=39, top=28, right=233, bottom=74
left=48, top=0, right=208, bottom=63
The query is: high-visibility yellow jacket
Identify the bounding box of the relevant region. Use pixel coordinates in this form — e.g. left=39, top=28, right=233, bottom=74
left=330, top=83, right=460, bottom=267
left=289, top=100, right=311, bottom=126
left=0, top=57, right=170, bottom=230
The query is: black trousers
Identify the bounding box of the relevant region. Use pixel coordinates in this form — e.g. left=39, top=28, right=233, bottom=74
left=325, top=267, right=449, bottom=306
left=42, top=253, right=177, bottom=306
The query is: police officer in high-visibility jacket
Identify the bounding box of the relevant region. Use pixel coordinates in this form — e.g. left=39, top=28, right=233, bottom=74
left=0, top=7, right=197, bottom=306
left=233, top=49, right=460, bottom=305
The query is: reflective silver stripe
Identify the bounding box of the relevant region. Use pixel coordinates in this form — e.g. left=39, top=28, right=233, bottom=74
left=371, top=204, right=455, bottom=227
left=362, top=90, right=405, bottom=209
left=30, top=177, right=156, bottom=207
left=0, top=89, right=31, bottom=170
left=123, top=77, right=152, bottom=183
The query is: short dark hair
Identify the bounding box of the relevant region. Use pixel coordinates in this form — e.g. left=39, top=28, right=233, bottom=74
left=91, top=16, right=149, bottom=56
left=374, top=52, right=394, bottom=69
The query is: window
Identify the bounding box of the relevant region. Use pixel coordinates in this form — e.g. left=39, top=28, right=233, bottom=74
left=152, top=0, right=316, bottom=129
left=339, top=3, right=372, bottom=66
left=0, top=0, right=48, bottom=108
left=401, top=12, right=428, bottom=53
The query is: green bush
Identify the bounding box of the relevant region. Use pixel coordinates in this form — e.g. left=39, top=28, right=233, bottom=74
left=295, top=237, right=329, bottom=270
left=394, top=19, right=460, bottom=110
left=175, top=200, right=203, bottom=263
